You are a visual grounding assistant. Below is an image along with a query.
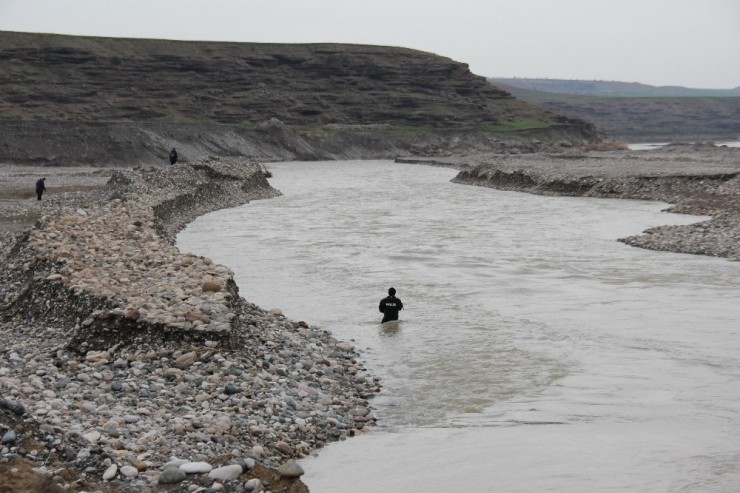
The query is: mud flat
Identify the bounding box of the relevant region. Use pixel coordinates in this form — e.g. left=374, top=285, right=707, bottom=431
left=0, top=158, right=378, bottom=492
left=401, top=143, right=740, bottom=259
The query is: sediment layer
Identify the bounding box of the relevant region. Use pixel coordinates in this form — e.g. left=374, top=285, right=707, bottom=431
left=0, top=158, right=378, bottom=491
left=0, top=31, right=582, bottom=130
left=0, top=30, right=607, bottom=167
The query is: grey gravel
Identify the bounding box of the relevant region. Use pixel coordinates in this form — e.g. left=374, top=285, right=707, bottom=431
left=0, top=157, right=378, bottom=489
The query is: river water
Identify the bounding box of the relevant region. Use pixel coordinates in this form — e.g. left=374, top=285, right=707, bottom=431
left=628, top=141, right=740, bottom=150
left=178, top=160, right=740, bottom=492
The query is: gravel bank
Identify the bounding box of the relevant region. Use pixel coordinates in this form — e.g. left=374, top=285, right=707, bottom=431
left=0, top=158, right=378, bottom=492
left=403, top=143, right=740, bottom=260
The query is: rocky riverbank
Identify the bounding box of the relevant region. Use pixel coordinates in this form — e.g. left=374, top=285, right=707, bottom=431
left=0, top=158, right=379, bottom=492
left=402, top=143, right=740, bottom=259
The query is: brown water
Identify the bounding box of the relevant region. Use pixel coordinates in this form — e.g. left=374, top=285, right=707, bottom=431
left=178, top=160, right=740, bottom=492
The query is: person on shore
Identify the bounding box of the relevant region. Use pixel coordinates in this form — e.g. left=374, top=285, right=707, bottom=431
left=35, top=177, right=46, bottom=201
left=169, top=148, right=178, bottom=165
left=379, top=287, right=403, bottom=323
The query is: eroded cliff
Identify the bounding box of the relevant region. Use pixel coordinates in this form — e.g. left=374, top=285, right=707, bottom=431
left=0, top=31, right=603, bottom=165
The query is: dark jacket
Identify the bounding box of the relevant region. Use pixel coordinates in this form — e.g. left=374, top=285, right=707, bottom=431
left=379, top=295, right=403, bottom=323
left=36, top=179, right=46, bottom=194
left=169, top=149, right=178, bottom=164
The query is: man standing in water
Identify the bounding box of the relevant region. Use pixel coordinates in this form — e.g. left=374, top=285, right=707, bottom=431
left=379, top=287, right=403, bottom=323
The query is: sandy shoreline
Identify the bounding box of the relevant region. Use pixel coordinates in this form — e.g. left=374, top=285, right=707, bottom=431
left=1, top=146, right=738, bottom=492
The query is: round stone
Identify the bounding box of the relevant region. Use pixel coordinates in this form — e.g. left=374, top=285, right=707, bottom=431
left=277, top=460, right=305, bottom=479
left=175, top=351, right=198, bottom=369
left=1, top=430, right=17, bottom=444
left=244, top=478, right=262, bottom=491
left=274, top=440, right=292, bottom=455
left=102, top=464, right=117, bottom=481
left=82, top=431, right=101, bottom=443
left=207, top=464, right=243, bottom=481
left=120, top=465, right=139, bottom=478
left=180, top=461, right=212, bottom=474
left=159, top=467, right=187, bottom=484
left=162, top=458, right=188, bottom=469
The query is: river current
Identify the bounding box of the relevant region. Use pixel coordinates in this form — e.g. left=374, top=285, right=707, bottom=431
left=178, top=160, right=740, bottom=492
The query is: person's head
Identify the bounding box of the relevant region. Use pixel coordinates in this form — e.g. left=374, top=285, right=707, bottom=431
left=388, top=287, right=396, bottom=296
left=41, top=177, right=45, bottom=181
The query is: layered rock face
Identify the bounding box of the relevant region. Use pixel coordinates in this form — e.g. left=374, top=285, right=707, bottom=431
left=0, top=31, right=603, bottom=165
left=1, top=31, right=540, bottom=127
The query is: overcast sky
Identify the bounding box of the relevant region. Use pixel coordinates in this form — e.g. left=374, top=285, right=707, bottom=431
left=1, top=0, right=738, bottom=89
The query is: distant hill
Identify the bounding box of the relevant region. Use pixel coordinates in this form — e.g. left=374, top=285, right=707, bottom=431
left=490, top=78, right=740, bottom=142
left=489, top=78, right=740, bottom=98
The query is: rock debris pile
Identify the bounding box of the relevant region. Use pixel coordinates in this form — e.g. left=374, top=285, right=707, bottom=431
left=0, top=157, right=379, bottom=492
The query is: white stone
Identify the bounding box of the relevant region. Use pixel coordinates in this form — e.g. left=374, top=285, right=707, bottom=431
left=120, top=465, right=139, bottom=478
left=103, top=464, right=118, bottom=481
left=162, top=458, right=189, bottom=469
left=83, top=431, right=101, bottom=443
left=244, top=479, right=262, bottom=491
left=208, top=464, right=243, bottom=481
left=277, top=460, right=305, bottom=478
left=180, top=461, right=212, bottom=474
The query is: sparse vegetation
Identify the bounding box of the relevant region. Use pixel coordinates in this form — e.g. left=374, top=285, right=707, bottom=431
left=0, top=31, right=607, bottom=165
left=482, top=121, right=553, bottom=132
left=0, top=31, right=596, bottom=135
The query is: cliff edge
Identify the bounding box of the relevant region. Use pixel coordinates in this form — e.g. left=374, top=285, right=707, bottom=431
left=0, top=31, right=604, bottom=165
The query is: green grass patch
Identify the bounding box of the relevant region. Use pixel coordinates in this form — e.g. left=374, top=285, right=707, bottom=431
left=234, top=122, right=258, bottom=130
left=482, top=121, right=553, bottom=132
left=383, top=125, right=434, bottom=136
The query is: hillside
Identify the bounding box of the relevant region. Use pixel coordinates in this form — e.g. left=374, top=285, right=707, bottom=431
left=489, top=78, right=740, bottom=98
left=0, top=31, right=606, bottom=165
left=491, top=78, right=740, bottom=142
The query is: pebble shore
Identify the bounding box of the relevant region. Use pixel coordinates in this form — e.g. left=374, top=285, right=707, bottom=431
left=0, top=158, right=378, bottom=492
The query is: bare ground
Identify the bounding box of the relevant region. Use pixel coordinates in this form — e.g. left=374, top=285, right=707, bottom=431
left=0, top=166, right=117, bottom=253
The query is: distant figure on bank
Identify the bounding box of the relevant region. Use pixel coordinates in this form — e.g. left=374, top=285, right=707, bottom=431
left=169, top=148, right=178, bottom=165
left=35, top=177, right=46, bottom=201
left=379, top=287, right=404, bottom=323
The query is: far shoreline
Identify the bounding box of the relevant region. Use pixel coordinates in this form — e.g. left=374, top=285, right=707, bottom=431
left=626, top=140, right=740, bottom=151
left=401, top=143, right=740, bottom=260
